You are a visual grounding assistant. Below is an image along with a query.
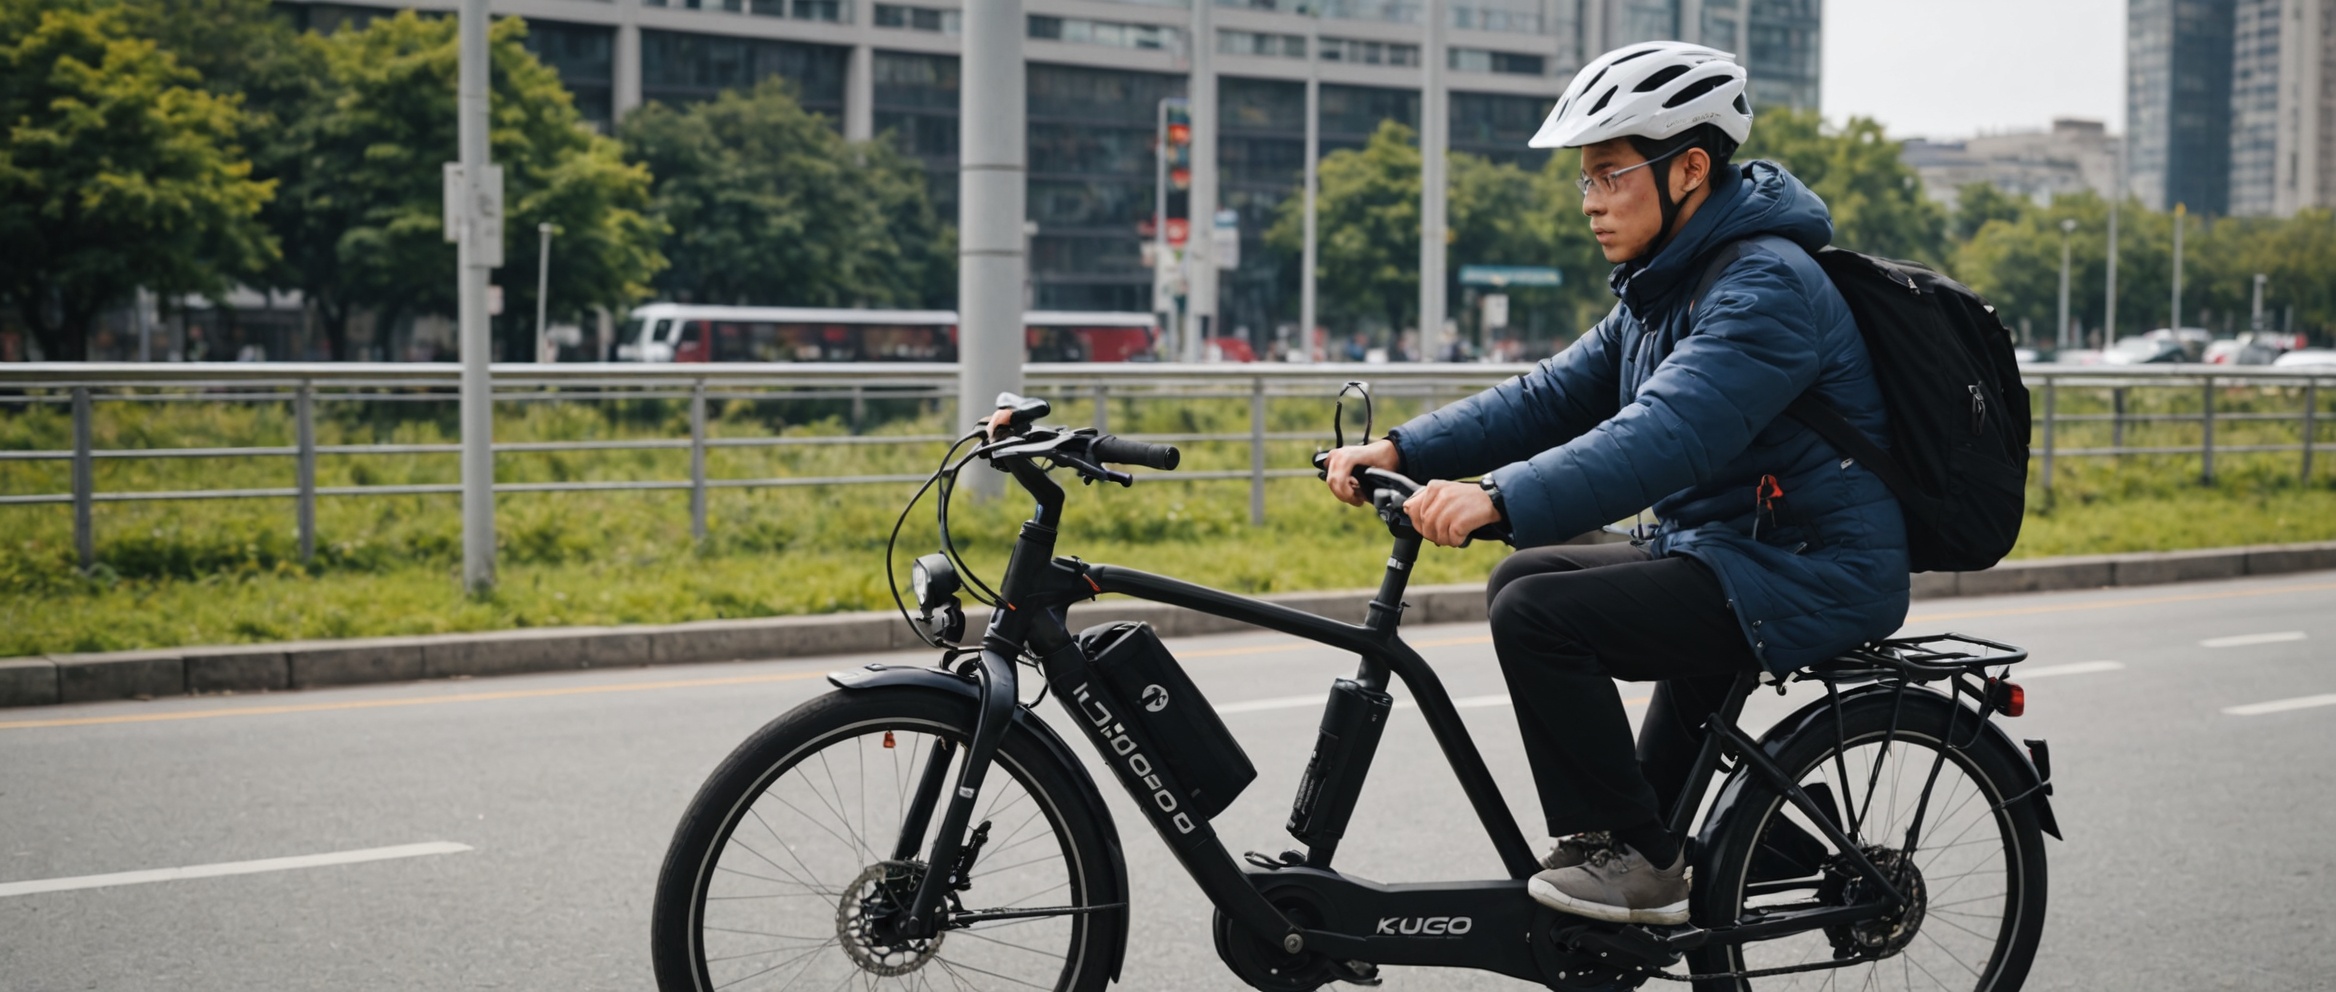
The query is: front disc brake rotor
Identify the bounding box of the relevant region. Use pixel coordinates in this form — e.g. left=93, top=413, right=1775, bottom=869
left=837, top=861, right=945, bottom=976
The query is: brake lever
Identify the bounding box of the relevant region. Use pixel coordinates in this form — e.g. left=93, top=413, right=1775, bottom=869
left=1049, top=451, right=1132, bottom=487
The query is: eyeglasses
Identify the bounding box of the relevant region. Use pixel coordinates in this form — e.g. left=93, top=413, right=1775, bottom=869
left=1575, top=143, right=1692, bottom=198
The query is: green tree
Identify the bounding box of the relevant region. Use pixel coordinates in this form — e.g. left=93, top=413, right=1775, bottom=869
left=620, top=79, right=951, bottom=309
left=1739, top=109, right=1949, bottom=265
left=279, top=12, right=662, bottom=359
left=0, top=4, right=274, bottom=359
left=1949, top=182, right=2029, bottom=242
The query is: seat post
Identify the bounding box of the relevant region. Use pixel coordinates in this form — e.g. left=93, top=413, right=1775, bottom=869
left=1364, top=534, right=1421, bottom=634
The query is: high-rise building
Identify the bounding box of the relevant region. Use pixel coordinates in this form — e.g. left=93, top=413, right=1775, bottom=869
left=2230, top=0, right=2336, bottom=216
left=276, top=0, right=1818, bottom=343
left=2128, top=0, right=2237, bottom=214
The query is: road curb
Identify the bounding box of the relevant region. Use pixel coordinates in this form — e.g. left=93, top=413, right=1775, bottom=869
left=6, top=539, right=2333, bottom=710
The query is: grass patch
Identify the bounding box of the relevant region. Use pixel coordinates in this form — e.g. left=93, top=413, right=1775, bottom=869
left=2, top=381, right=2330, bottom=657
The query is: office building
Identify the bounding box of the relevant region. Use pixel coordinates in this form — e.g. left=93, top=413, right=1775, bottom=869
left=2128, top=0, right=2237, bottom=214
left=1901, top=119, right=2122, bottom=212
left=2229, top=0, right=2335, bottom=216
left=279, top=0, right=1819, bottom=344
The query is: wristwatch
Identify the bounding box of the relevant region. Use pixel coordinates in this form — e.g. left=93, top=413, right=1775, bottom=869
left=1477, top=478, right=1508, bottom=523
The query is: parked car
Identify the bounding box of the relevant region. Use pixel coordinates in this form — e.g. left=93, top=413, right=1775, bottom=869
left=2272, top=348, right=2336, bottom=367
left=2102, top=336, right=2186, bottom=365
left=2053, top=348, right=2106, bottom=365
left=2203, top=339, right=2246, bottom=365
left=2235, top=332, right=2308, bottom=365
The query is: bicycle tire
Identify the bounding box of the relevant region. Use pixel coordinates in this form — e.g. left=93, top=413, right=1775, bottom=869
left=651, top=686, right=1125, bottom=992
left=1688, top=689, right=2048, bottom=991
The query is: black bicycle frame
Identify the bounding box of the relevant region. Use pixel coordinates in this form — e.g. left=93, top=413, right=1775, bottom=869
left=883, top=455, right=1927, bottom=963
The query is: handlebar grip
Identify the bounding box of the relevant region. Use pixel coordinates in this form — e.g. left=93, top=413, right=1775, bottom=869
left=1091, top=435, right=1180, bottom=471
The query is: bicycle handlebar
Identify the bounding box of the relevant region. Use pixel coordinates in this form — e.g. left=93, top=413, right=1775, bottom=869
left=1089, top=435, right=1181, bottom=471
left=1312, top=451, right=1512, bottom=547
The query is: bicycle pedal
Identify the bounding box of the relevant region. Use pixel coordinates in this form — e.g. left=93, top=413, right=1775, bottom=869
left=1241, top=850, right=1309, bottom=871
left=1327, top=959, right=1381, bottom=987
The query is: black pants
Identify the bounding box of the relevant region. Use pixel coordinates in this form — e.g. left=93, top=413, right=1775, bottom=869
left=1486, top=542, right=1760, bottom=838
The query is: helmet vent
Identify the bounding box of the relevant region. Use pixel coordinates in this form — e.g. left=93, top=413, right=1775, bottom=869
left=1634, top=64, right=1689, bottom=93
left=1586, top=87, right=1616, bottom=117
left=1662, top=75, right=1729, bottom=108
left=1609, top=46, right=1660, bottom=65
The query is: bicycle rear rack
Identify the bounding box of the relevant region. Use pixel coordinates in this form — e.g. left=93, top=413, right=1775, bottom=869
left=1801, top=632, right=2028, bottom=685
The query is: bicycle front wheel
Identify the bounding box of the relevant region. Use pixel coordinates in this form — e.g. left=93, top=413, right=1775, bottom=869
left=1690, top=688, right=2049, bottom=991
left=651, top=685, right=1124, bottom=992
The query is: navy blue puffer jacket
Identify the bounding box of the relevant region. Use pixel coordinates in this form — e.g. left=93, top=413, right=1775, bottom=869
left=1388, top=161, right=1909, bottom=672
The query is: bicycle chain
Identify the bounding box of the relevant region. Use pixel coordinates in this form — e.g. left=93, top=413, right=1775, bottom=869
left=1633, top=955, right=1877, bottom=983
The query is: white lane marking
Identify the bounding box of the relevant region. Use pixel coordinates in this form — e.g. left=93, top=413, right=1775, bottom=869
left=2224, top=694, right=2336, bottom=717
left=0, top=841, right=473, bottom=899
left=2015, top=661, right=2126, bottom=679
left=2201, top=631, right=2308, bottom=649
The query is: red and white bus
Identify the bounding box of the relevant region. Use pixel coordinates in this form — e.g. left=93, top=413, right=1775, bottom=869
left=611, top=305, right=1166, bottom=363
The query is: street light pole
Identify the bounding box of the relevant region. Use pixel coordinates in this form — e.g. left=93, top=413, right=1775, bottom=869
left=454, top=0, right=500, bottom=593
left=1300, top=6, right=1320, bottom=361
left=2057, top=217, right=2076, bottom=351
left=958, top=0, right=1026, bottom=498
left=2170, top=202, right=2185, bottom=331
left=1417, top=0, right=1447, bottom=362
left=536, top=222, right=554, bottom=362
left=2252, top=273, right=2268, bottom=333
left=2105, top=138, right=2122, bottom=346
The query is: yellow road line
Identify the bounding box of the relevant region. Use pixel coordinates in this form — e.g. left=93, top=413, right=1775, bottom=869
left=0, top=670, right=828, bottom=731
left=13, top=578, right=2321, bottom=732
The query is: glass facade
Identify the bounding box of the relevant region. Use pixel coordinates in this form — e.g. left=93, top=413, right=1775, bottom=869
left=1449, top=47, right=1546, bottom=76
left=2227, top=0, right=2281, bottom=215
left=2127, top=0, right=2236, bottom=213
left=873, top=51, right=960, bottom=217
left=1451, top=91, right=1552, bottom=170
left=640, top=29, right=849, bottom=116
left=1219, top=29, right=1308, bottom=58
left=1027, top=15, right=1185, bottom=53
left=1743, top=0, right=1818, bottom=110
left=1320, top=36, right=1422, bottom=66
left=874, top=3, right=961, bottom=33
left=1027, top=64, right=1187, bottom=312
left=522, top=20, right=616, bottom=127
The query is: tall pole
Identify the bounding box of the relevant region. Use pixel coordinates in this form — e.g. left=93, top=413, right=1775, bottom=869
left=456, top=0, right=498, bottom=592
left=1417, top=0, right=1447, bottom=362
left=2105, top=138, right=2122, bottom=346
left=2251, top=273, right=2268, bottom=332
left=2170, top=201, right=2185, bottom=331
left=1301, top=11, right=1320, bottom=362
left=1185, top=0, right=1218, bottom=362
left=535, top=222, right=554, bottom=362
left=959, top=0, right=1026, bottom=496
left=2057, top=218, right=2076, bottom=351
left=1154, top=97, right=1171, bottom=344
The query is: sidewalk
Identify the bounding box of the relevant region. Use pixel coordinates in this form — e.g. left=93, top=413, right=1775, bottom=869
left=5, top=540, right=2332, bottom=709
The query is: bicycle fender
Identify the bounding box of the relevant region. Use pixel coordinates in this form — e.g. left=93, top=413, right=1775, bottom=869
left=1695, top=684, right=2060, bottom=853
left=828, top=663, right=1134, bottom=981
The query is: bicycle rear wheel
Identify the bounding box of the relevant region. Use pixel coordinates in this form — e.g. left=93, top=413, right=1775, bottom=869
left=651, top=686, right=1124, bottom=992
left=1689, top=689, right=2048, bottom=991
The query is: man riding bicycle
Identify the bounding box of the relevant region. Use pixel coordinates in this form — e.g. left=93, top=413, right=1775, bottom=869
left=1323, top=42, right=1909, bottom=927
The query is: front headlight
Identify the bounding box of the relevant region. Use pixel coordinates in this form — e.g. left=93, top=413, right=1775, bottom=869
left=911, top=553, right=959, bottom=613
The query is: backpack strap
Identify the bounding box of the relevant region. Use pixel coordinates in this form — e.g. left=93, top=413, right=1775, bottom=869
left=1781, top=395, right=1924, bottom=515
left=1690, top=238, right=1928, bottom=519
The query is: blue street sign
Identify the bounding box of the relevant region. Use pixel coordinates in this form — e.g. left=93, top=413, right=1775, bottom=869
left=1458, top=265, right=1563, bottom=288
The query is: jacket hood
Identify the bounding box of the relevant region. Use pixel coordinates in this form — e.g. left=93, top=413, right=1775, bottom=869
left=1607, top=160, right=1835, bottom=312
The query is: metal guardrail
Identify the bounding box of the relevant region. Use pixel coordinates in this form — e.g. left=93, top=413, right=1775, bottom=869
left=2, top=362, right=2330, bottom=570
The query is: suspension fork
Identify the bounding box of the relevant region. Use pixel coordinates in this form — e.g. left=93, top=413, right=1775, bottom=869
left=893, top=646, right=1019, bottom=937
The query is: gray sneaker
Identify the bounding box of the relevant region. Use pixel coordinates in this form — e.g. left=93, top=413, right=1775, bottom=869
left=1537, top=831, right=1615, bottom=871
left=1527, top=845, right=1690, bottom=925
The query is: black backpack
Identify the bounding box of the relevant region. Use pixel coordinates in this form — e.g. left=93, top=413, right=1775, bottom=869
left=1694, top=240, right=2030, bottom=573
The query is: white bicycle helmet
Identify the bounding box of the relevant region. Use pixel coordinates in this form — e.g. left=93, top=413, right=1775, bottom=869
left=1530, top=41, right=1753, bottom=149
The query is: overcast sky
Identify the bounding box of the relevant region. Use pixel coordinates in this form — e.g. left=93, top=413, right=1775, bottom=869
left=1820, top=0, right=2126, bottom=141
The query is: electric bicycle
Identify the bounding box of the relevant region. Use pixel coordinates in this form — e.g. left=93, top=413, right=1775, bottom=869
left=650, top=389, right=2059, bottom=992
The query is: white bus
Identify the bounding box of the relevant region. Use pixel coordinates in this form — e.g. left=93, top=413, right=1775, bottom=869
left=611, top=305, right=1167, bottom=363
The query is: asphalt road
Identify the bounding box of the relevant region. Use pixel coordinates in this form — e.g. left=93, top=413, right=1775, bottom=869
left=3, top=570, right=2333, bottom=991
